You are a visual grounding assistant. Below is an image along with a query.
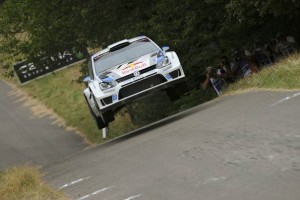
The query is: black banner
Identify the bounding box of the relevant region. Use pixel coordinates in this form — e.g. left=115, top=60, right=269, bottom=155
left=14, top=52, right=84, bottom=84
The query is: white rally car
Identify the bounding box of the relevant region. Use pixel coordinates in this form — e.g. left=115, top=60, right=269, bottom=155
left=83, top=36, right=186, bottom=129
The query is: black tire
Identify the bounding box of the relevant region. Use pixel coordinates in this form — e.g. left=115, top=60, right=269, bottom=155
left=92, top=111, right=107, bottom=129
left=84, top=96, right=107, bottom=129
left=167, top=82, right=188, bottom=101
left=102, top=110, right=115, bottom=123
left=167, top=87, right=180, bottom=101
left=177, top=81, right=188, bottom=94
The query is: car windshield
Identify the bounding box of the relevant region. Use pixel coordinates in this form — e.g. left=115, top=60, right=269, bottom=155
left=93, top=38, right=159, bottom=74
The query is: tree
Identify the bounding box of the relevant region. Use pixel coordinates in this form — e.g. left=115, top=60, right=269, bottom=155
left=1, top=0, right=299, bottom=125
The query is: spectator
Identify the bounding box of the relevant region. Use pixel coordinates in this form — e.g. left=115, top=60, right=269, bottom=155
left=286, top=35, right=299, bottom=51
left=242, top=49, right=259, bottom=73
left=266, top=38, right=282, bottom=62
left=219, top=56, right=236, bottom=83
left=232, top=48, right=258, bottom=78
left=202, top=66, right=227, bottom=96
left=253, top=39, right=272, bottom=67
left=276, top=33, right=298, bottom=57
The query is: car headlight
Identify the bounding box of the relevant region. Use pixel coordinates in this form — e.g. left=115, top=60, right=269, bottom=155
left=99, top=80, right=117, bottom=91
left=157, top=56, right=171, bottom=69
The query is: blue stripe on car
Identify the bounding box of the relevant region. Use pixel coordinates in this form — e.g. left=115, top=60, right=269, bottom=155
left=102, top=76, right=114, bottom=82
left=157, top=51, right=164, bottom=63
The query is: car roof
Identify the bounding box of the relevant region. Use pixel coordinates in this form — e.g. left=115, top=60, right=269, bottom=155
left=92, top=36, right=149, bottom=59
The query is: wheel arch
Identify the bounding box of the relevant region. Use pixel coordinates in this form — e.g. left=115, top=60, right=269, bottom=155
left=83, top=87, right=100, bottom=117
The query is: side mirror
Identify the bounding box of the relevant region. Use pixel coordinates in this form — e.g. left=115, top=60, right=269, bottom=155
left=162, top=46, right=170, bottom=52
left=82, top=76, right=91, bottom=86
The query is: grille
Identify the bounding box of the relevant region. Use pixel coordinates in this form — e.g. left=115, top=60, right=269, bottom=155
left=169, top=69, right=181, bottom=79
left=101, top=96, right=112, bottom=106
left=116, top=65, right=156, bottom=83
left=119, top=75, right=166, bottom=99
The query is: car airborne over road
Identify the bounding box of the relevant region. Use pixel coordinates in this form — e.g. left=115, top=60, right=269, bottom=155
left=83, top=36, right=186, bottom=129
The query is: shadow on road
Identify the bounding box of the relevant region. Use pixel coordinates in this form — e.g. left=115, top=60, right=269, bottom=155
left=100, top=97, right=224, bottom=147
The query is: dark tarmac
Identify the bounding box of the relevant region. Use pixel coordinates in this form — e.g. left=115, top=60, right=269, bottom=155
left=0, top=80, right=86, bottom=170
left=1, top=79, right=300, bottom=200
left=46, top=90, right=300, bottom=200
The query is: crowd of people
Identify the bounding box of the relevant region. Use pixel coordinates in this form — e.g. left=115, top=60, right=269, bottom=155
left=202, top=33, right=299, bottom=95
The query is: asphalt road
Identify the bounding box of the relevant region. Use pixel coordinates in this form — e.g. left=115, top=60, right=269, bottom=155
left=0, top=80, right=86, bottom=170
left=44, top=90, right=300, bottom=200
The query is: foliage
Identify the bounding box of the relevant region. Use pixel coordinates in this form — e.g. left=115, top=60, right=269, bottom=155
left=126, top=93, right=175, bottom=126
left=0, top=166, right=67, bottom=200
left=1, top=0, right=300, bottom=127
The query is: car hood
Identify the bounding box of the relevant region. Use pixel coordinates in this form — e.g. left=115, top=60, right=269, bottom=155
left=98, top=51, right=164, bottom=82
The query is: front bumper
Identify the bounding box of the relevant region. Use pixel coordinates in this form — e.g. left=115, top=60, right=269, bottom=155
left=97, top=73, right=186, bottom=113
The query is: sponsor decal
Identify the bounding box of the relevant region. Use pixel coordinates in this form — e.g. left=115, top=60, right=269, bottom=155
left=121, top=62, right=146, bottom=75
left=112, top=94, right=118, bottom=102
left=165, top=74, right=172, bottom=80
left=133, top=71, right=140, bottom=77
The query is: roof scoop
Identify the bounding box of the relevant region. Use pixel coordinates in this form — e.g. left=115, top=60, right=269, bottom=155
left=108, top=39, right=130, bottom=52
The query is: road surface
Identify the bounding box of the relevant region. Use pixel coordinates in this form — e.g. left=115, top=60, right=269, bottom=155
left=0, top=80, right=86, bottom=170
left=44, top=90, right=300, bottom=200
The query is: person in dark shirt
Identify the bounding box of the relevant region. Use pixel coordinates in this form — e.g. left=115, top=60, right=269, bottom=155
left=276, top=33, right=298, bottom=57
left=202, top=66, right=227, bottom=96
left=266, top=38, right=282, bottom=62
left=219, top=56, right=236, bottom=83
left=253, top=39, right=272, bottom=68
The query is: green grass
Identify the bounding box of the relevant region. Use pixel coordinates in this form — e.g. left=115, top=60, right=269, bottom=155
left=0, top=166, right=67, bottom=200
left=226, top=53, right=300, bottom=93
left=16, top=64, right=136, bottom=143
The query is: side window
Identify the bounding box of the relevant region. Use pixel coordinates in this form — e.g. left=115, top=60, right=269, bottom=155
left=88, top=59, right=94, bottom=80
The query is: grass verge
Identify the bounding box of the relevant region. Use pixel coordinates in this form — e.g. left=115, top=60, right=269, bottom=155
left=226, top=53, right=300, bottom=93
left=0, top=166, right=67, bottom=200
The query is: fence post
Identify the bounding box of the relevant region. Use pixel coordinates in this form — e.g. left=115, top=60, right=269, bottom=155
left=102, top=128, right=107, bottom=139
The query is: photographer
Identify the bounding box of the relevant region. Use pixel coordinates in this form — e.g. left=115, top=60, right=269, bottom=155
left=202, top=66, right=227, bottom=96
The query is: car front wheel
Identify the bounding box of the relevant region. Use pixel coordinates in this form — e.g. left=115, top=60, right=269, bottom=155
left=84, top=96, right=108, bottom=129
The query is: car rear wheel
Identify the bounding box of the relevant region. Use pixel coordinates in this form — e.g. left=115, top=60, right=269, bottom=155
left=167, top=87, right=180, bottom=101
left=101, top=110, right=115, bottom=124
left=167, top=82, right=188, bottom=101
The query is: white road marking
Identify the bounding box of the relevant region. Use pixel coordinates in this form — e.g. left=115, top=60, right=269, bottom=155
left=271, top=92, right=300, bottom=106
left=59, top=176, right=91, bottom=189
left=203, top=177, right=227, bottom=184
left=293, top=92, right=300, bottom=98
left=124, top=194, right=143, bottom=200
left=76, top=186, right=114, bottom=200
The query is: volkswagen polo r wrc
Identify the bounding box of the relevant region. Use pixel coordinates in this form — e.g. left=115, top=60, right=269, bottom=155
left=83, top=36, right=186, bottom=129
